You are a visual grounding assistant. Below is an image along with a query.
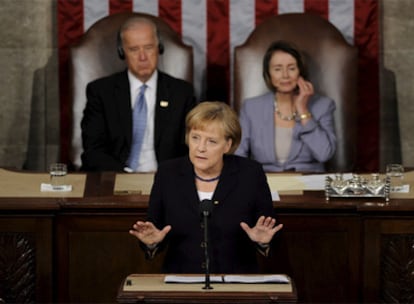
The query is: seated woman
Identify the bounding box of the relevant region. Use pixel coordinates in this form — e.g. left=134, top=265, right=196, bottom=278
left=235, top=40, right=336, bottom=172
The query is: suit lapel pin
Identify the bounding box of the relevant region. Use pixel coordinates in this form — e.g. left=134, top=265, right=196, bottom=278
left=160, top=100, right=169, bottom=108
left=213, top=201, right=219, bottom=205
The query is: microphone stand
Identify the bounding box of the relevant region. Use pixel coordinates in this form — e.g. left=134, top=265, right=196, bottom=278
left=200, top=199, right=213, bottom=290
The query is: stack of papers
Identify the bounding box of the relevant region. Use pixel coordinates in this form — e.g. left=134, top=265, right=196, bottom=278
left=164, top=275, right=222, bottom=283
left=224, top=275, right=290, bottom=283
left=164, top=274, right=289, bottom=284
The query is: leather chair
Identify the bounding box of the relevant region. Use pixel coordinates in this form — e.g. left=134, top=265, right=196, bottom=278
left=233, top=13, right=358, bottom=172
left=69, top=12, right=193, bottom=170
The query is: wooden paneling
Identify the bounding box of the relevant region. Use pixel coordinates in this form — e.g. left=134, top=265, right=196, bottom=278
left=56, top=213, right=164, bottom=303
left=1, top=172, right=414, bottom=303
left=363, top=217, right=414, bottom=303
left=0, top=215, right=53, bottom=303
left=263, top=214, right=361, bottom=303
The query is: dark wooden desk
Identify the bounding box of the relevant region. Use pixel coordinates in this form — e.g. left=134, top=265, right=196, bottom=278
left=1, top=171, right=414, bottom=303
left=116, top=274, right=297, bottom=304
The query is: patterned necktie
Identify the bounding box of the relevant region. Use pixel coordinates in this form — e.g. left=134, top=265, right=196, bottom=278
left=126, top=84, right=148, bottom=171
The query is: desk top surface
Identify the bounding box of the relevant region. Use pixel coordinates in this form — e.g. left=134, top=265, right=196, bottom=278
left=1, top=169, right=414, bottom=212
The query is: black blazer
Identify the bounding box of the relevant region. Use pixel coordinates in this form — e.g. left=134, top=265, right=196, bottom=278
left=148, top=154, right=275, bottom=274
left=81, top=70, right=196, bottom=171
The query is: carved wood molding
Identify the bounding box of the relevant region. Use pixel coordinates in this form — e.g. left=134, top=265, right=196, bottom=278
left=381, top=234, right=414, bottom=303
left=0, top=233, right=35, bottom=303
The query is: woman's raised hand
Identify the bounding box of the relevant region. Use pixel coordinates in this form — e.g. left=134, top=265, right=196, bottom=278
left=293, top=76, right=314, bottom=114
left=129, top=221, right=171, bottom=246
left=240, top=216, right=283, bottom=244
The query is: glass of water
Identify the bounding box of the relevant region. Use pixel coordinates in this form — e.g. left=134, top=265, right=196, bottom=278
left=49, top=163, right=67, bottom=188
left=386, top=163, right=404, bottom=192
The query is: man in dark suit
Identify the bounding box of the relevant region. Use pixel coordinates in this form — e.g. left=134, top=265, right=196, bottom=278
left=81, top=16, right=196, bottom=172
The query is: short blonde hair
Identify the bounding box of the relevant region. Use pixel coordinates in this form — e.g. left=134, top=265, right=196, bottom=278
left=185, top=101, right=241, bottom=154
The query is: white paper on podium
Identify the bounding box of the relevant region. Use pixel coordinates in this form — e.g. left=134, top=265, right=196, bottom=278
left=223, top=274, right=290, bottom=284
left=164, top=275, right=223, bottom=283
left=164, top=274, right=290, bottom=284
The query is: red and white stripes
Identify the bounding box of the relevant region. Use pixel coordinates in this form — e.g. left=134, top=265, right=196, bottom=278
left=58, top=0, right=379, bottom=171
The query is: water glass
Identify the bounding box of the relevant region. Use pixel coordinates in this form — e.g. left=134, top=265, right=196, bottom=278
left=49, top=163, right=67, bottom=188
left=366, top=173, right=385, bottom=195
left=386, top=164, right=404, bottom=191
left=331, top=173, right=349, bottom=195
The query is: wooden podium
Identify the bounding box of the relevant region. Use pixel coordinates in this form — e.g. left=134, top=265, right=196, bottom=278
left=117, top=274, right=297, bottom=304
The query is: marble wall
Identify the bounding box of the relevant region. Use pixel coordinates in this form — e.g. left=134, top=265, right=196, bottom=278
left=0, top=0, right=412, bottom=171
left=382, top=0, right=414, bottom=167
left=0, top=0, right=59, bottom=170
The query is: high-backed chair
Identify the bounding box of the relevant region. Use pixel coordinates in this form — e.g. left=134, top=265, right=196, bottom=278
left=69, top=12, right=193, bottom=170
left=234, top=13, right=358, bottom=172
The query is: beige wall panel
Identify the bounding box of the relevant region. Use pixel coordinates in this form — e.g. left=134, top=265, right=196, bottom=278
left=382, top=0, right=414, bottom=167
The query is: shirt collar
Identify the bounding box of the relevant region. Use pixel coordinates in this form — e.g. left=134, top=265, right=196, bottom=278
left=127, top=70, right=158, bottom=93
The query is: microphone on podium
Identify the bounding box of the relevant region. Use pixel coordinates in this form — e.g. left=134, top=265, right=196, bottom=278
left=199, top=199, right=213, bottom=290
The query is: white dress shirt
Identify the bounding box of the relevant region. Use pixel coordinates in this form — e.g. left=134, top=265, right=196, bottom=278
left=197, top=191, right=214, bottom=201
left=127, top=70, right=158, bottom=172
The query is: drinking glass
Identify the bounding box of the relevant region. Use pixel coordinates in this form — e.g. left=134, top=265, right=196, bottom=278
left=49, top=163, right=67, bottom=188
left=386, top=164, right=404, bottom=192
left=331, top=173, right=349, bottom=195
left=366, top=173, right=385, bottom=195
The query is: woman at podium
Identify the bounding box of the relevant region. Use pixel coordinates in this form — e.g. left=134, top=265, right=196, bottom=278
left=129, top=101, right=283, bottom=273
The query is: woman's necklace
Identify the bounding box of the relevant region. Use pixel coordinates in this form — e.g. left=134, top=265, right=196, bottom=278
left=274, top=98, right=297, bottom=121
left=194, top=173, right=220, bottom=182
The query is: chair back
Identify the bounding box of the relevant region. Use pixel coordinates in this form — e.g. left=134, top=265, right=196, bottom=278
left=69, top=12, right=193, bottom=169
left=234, top=13, right=358, bottom=172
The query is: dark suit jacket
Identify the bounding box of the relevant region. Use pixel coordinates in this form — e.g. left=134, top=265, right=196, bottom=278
left=81, top=70, right=196, bottom=171
left=148, top=154, right=275, bottom=274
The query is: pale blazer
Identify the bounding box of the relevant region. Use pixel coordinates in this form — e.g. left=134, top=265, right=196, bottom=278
left=235, top=92, right=337, bottom=172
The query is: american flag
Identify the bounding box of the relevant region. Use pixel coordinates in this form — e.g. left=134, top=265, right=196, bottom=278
left=58, top=0, right=379, bottom=171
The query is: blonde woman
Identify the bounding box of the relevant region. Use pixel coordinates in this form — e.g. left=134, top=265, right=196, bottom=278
left=130, top=101, right=282, bottom=273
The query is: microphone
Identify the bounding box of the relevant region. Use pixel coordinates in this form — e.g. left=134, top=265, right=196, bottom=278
left=199, top=199, right=213, bottom=290
left=199, top=199, right=213, bottom=217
